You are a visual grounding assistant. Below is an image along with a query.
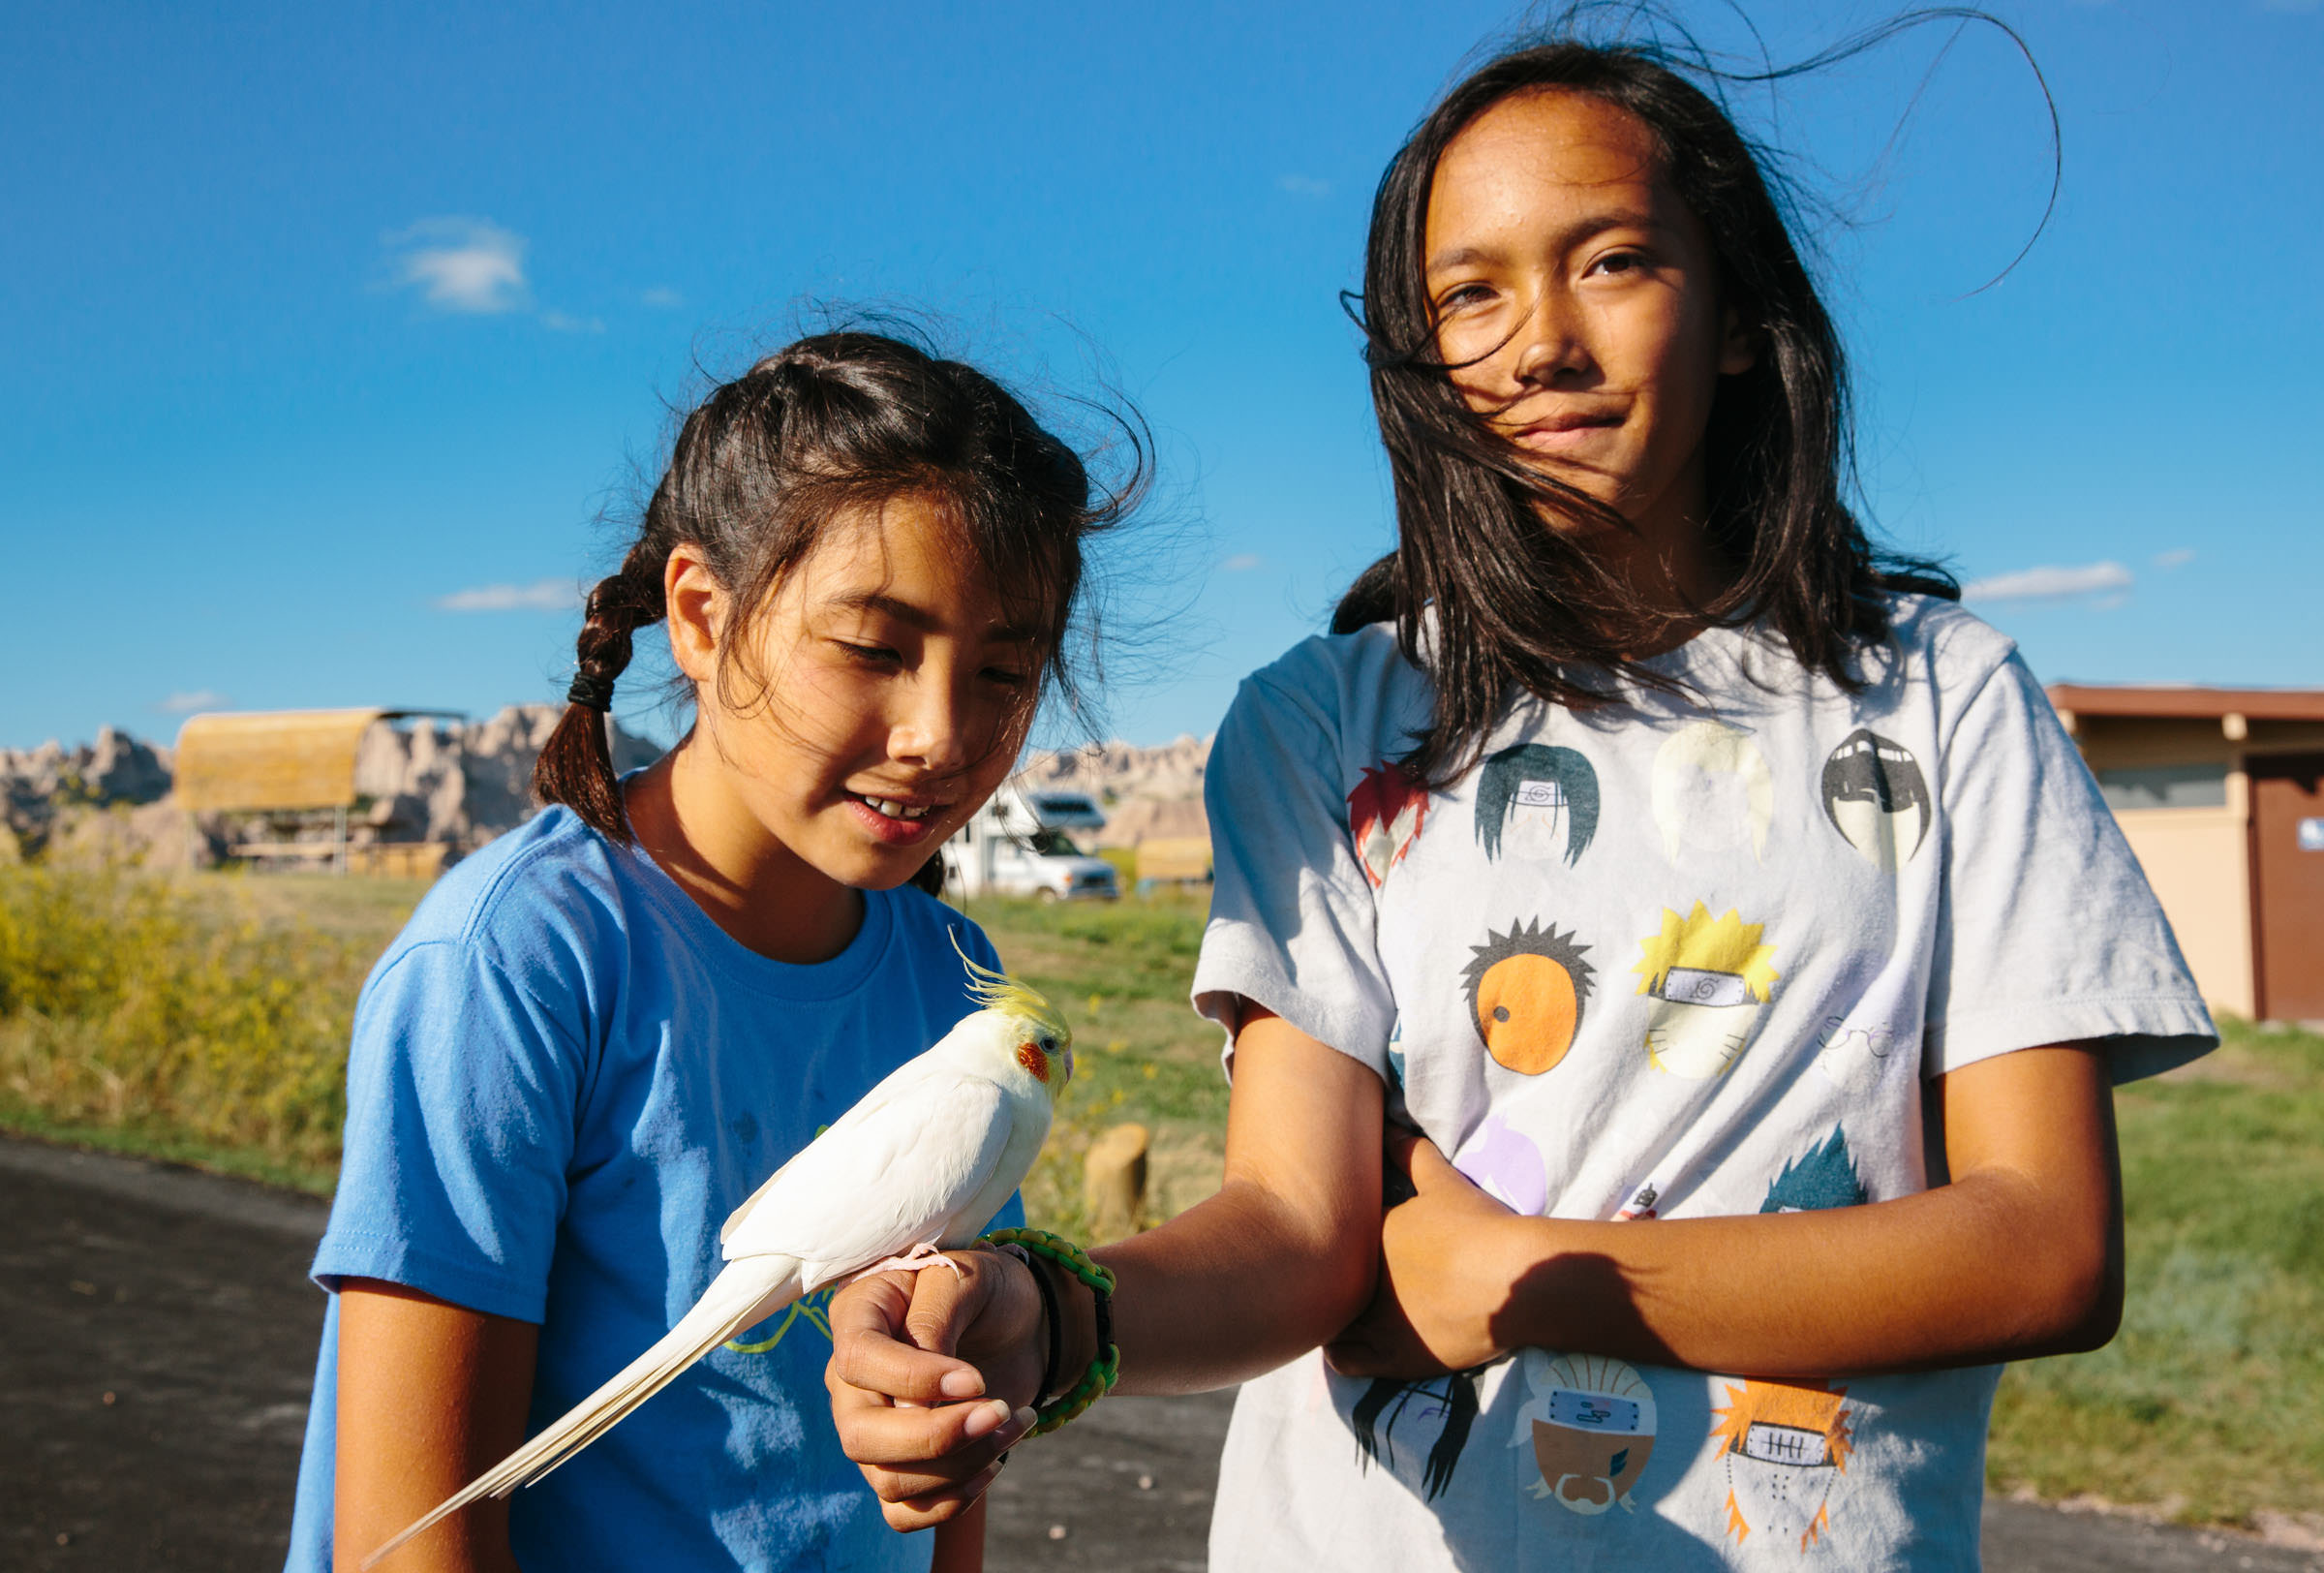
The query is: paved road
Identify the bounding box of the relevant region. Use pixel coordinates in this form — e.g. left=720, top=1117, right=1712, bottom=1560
left=3, top=1136, right=2315, bottom=1573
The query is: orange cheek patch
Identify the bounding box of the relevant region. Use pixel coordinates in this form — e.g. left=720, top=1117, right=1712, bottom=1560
left=1016, top=1042, right=1049, bottom=1083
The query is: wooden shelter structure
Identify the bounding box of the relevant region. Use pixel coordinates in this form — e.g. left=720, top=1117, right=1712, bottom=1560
left=2052, top=683, right=2324, bottom=1021
left=173, top=708, right=459, bottom=874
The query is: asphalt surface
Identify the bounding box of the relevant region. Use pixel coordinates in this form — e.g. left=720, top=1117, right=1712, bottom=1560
left=3, top=1134, right=2316, bottom=1573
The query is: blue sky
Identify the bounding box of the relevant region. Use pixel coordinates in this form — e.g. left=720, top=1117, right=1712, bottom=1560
left=5, top=1, right=2319, bottom=753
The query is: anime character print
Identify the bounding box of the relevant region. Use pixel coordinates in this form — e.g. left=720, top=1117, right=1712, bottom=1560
left=1452, top=1115, right=1547, bottom=1216
left=1631, top=904, right=1780, bottom=1079
left=1819, top=729, right=1931, bottom=869
left=1711, top=1378, right=1854, bottom=1552
left=1475, top=743, right=1600, bottom=865
left=1350, top=1367, right=1489, bottom=1503
left=1350, top=761, right=1429, bottom=888
left=1509, top=1350, right=1658, bottom=1514
left=1651, top=720, right=1773, bottom=863
left=1464, top=918, right=1596, bottom=1075
left=1761, top=1127, right=1868, bottom=1214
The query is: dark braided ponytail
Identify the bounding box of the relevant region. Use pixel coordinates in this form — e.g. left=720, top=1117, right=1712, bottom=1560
left=533, top=329, right=1144, bottom=849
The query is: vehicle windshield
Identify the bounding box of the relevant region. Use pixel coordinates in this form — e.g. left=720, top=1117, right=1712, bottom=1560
left=1028, top=827, right=1085, bottom=857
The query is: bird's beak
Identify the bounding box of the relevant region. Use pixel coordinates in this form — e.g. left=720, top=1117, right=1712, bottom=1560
left=1061, top=1045, right=1075, bottom=1086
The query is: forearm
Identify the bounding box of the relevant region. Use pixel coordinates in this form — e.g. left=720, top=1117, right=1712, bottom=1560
left=1094, top=1176, right=1378, bottom=1395
left=1063, top=1008, right=1382, bottom=1395
left=1490, top=1167, right=2119, bottom=1376
left=1487, top=1046, right=2123, bottom=1374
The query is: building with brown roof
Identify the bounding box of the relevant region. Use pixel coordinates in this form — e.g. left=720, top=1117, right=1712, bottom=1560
left=2049, top=684, right=2324, bottom=1021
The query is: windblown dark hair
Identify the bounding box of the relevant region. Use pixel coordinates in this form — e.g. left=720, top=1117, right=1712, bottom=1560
left=1334, top=31, right=1971, bottom=785
left=535, top=330, right=1141, bottom=892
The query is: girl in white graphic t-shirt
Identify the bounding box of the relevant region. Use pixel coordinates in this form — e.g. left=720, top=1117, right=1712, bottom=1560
left=823, top=27, right=2212, bottom=1569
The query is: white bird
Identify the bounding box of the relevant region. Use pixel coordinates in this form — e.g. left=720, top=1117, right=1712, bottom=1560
left=362, top=942, right=1074, bottom=1569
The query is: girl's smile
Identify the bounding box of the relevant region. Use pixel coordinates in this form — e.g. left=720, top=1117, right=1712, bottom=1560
left=634, top=490, right=1038, bottom=961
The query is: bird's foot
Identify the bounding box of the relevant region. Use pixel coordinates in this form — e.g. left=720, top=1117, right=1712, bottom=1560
left=854, top=1242, right=966, bottom=1280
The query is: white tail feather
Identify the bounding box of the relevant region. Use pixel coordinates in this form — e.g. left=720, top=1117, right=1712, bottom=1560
left=360, top=1255, right=806, bottom=1570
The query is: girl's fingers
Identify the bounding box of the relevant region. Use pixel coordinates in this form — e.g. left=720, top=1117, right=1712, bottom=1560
left=835, top=1391, right=1034, bottom=1469
left=879, top=1459, right=1009, bottom=1532
left=827, top=1278, right=987, bottom=1406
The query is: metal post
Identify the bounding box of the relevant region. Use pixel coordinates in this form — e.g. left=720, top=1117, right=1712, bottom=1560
left=335, top=804, right=348, bottom=877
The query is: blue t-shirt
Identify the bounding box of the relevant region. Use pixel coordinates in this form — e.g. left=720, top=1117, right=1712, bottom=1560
left=285, top=806, right=1021, bottom=1572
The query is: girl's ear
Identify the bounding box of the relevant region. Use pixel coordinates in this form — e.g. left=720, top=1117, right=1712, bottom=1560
left=1719, top=307, right=1758, bottom=377
left=664, top=544, right=727, bottom=687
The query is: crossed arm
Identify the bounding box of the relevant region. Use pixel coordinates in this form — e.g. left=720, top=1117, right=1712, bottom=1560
left=825, top=1005, right=2124, bottom=1527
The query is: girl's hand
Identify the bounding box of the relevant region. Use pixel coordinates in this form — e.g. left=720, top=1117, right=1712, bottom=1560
left=1325, top=1131, right=1526, bottom=1379
left=824, top=1249, right=1047, bottom=1530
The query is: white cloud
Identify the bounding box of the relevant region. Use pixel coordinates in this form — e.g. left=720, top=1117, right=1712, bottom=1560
left=154, top=689, right=229, bottom=715
left=642, top=286, right=684, bottom=309
left=1962, top=560, right=2134, bottom=602
left=540, top=309, right=605, bottom=334
left=1277, top=174, right=1331, bottom=199
left=433, top=578, right=583, bottom=613
left=2153, top=547, right=2196, bottom=570
left=1219, top=552, right=1265, bottom=571
left=386, top=217, right=529, bottom=314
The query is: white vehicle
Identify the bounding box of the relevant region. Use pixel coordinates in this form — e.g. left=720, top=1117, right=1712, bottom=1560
left=942, top=786, right=1119, bottom=901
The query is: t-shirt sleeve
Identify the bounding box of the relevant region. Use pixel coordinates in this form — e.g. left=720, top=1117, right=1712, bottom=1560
left=311, top=939, right=589, bottom=1321
left=1190, top=672, right=1396, bottom=1081
left=1923, top=651, right=2217, bottom=1083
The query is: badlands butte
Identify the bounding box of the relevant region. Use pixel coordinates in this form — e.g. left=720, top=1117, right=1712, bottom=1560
left=0, top=711, right=1210, bottom=868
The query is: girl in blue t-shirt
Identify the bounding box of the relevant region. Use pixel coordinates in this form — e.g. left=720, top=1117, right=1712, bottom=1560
left=288, top=330, right=1138, bottom=1573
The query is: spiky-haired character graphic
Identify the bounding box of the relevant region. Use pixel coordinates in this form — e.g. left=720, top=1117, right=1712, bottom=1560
left=1760, top=1126, right=1868, bottom=1214
left=1631, top=904, right=1780, bottom=1079
left=1350, top=1367, right=1489, bottom=1502
left=1711, top=1378, right=1855, bottom=1552
left=1349, top=762, right=1429, bottom=889
left=1475, top=743, right=1600, bottom=865
left=1820, top=729, right=1932, bottom=868
left=1463, top=918, right=1595, bottom=1075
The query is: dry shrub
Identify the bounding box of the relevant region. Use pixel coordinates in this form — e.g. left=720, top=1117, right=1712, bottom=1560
left=0, top=864, right=366, bottom=1170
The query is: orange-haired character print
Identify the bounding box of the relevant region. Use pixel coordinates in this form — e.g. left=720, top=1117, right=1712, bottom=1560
left=1710, top=1377, right=1855, bottom=1553
left=1349, top=761, right=1429, bottom=888
left=1462, top=918, right=1595, bottom=1075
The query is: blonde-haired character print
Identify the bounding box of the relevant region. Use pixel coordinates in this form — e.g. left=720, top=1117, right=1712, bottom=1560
left=1631, top=904, right=1780, bottom=1078
left=1710, top=1378, right=1855, bottom=1552
left=1651, top=719, right=1773, bottom=863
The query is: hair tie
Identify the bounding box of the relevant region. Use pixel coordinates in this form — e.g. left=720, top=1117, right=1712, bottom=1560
left=566, top=672, right=616, bottom=711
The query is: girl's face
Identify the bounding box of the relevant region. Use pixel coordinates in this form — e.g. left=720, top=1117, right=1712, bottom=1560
left=670, top=493, right=1039, bottom=892
left=1423, top=90, right=1755, bottom=540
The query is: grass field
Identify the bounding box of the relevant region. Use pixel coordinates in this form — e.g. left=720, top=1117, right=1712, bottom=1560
left=1, top=862, right=2318, bottom=1526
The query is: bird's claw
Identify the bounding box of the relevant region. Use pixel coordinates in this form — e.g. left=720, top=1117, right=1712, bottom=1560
left=853, top=1242, right=966, bottom=1281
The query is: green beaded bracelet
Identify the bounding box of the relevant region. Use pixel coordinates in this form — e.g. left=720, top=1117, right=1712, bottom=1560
left=979, top=1227, right=1118, bottom=1436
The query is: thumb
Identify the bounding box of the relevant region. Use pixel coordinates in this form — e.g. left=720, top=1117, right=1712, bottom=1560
left=900, top=1255, right=987, bottom=1358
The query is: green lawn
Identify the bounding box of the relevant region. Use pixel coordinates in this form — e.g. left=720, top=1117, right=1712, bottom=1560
left=3, top=863, right=2318, bottom=1525
left=1987, top=1016, right=2324, bottom=1524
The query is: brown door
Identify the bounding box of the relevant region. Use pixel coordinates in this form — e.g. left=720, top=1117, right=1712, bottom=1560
left=2248, top=753, right=2324, bottom=1021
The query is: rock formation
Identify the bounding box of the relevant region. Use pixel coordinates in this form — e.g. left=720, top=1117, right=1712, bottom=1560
left=2, top=707, right=659, bottom=866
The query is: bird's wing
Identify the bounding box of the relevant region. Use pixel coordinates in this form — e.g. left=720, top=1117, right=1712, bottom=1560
left=718, top=1051, right=944, bottom=1247
left=719, top=1067, right=1012, bottom=1282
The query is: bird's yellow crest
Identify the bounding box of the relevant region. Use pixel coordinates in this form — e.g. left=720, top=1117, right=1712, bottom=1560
left=951, top=930, right=1073, bottom=1045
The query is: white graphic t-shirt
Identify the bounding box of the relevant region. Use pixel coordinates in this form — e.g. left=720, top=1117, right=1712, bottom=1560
left=1189, top=596, right=2212, bottom=1572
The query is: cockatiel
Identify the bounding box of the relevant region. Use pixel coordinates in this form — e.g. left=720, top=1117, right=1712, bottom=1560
left=363, top=943, right=1073, bottom=1569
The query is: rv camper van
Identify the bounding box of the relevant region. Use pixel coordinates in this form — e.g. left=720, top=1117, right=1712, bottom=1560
left=941, top=785, right=1119, bottom=901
